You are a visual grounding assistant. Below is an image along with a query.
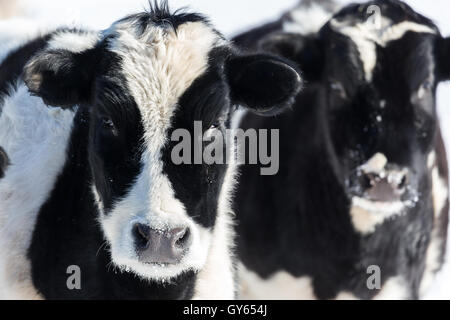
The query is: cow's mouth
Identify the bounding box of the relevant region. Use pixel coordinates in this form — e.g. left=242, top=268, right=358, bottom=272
left=345, top=153, right=419, bottom=233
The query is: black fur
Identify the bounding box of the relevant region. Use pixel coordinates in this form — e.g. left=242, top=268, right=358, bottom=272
left=0, top=146, right=9, bottom=179
left=117, top=0, right=210, bottom=36
left=0, top=33, right=51, bottom=107
left=234, top=0, right=449, bottom=299
left=226, top=53, right=302, bottom=115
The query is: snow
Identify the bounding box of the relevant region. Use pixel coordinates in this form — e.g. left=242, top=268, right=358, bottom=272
left=0, top=0, right=449, bottom=299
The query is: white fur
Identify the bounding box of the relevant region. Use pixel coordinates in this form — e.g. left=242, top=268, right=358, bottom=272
left=283, top=2, right=336, bottom=35
left=238, top=265, right=316, bottom=300
left=48, top=30, right=100, bottom=53
left=238, top=266, right=410, bottom=300
left=431, top=166, right=448, bottom=219
left=350, top=196, right=407, bottom=234
left=335, top=276, right=410, bottom=300
left=0, top=84, right=75, bottom=299
left=420, top=151, right=449, bottom=296
left=360, top=152, right=387, bottom=174
left=373, top=276, right=409, bottom=300
left=330, top=15, right=436, bottom=81
left=335, top=277, right=410, bottom=300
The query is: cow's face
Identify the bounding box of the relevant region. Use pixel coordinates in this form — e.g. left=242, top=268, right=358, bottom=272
left=320, top=1, right=440, bottom=215
left=259, top=0, right=450, bottom=221
left=24, top=9, right=301, bottom=280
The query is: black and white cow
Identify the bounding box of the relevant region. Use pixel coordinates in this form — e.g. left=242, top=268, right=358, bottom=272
left=0, top=3, right=301, bottom=299
left=234, top=0, right=449, bottom=299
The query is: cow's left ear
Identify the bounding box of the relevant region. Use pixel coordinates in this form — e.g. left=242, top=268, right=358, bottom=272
left=436, top=36, right=450, bottom=81
left=24, top=46, right=99, bottom=108
left=226, top=53, right=302, bottom=116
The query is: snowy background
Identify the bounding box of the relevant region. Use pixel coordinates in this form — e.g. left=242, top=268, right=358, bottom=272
left=0, top=0, right=449, bottom=299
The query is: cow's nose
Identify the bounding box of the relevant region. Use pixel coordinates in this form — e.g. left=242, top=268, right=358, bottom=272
left=132, top=224, right=191, bottom=264
left=360, top=170, right=408, bottom=202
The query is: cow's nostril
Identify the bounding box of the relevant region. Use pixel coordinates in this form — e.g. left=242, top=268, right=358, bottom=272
left=397, top=175, right=407, bottom=190
left=360, top=173, right=374, bottom=190
left=173, top=228, right=190, bottom=249
left=132, top=223, right=151, bottom=250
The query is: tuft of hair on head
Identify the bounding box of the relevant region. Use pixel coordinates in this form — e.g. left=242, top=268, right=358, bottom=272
left=117, top=0, right=210, bottom=36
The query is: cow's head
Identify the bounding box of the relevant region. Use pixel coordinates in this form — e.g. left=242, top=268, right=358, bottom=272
left=23, top=4, right=301, bottom=280
left=255, top=0, right=450, bottom=229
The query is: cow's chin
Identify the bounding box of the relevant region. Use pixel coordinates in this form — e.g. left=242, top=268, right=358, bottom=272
left=107, top=227, right=212, bottom=282
left=350, top=196, right=407, bottom=215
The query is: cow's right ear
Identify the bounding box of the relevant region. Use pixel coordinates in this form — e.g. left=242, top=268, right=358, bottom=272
left=226, top=53, right=302, bottom=116
left=257, top=32, right=324, bottom=82
left=24, top=47, right=99, bottom=108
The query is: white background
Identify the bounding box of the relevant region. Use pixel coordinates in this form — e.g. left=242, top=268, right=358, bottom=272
left=1, top=0, right=449, bottom=299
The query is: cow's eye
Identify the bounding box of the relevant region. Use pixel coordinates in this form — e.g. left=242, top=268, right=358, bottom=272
left=102, top=117, right=114, bottom=128
left=329, top=81, right=347, bottom=99
left=100, top=116, right=117, bottom=135
left=422, top=80, right=432, bottom=91
left=209, top=122, right=219, bottom=130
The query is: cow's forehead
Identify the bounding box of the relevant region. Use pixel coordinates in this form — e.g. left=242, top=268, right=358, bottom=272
left=327, top=2, right=438, bottom=81
left=104, top=19, right=227, bottom=151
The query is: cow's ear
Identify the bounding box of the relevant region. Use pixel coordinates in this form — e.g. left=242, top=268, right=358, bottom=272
left=24, top=46, right=99, bottom=108
left=258, top=32, right=324, bottom=82
left=226, top=53, right=302, bottom=116
left=436, top=36, right=450, bottom=81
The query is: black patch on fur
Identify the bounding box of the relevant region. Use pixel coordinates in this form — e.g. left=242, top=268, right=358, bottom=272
left=226, top=53, right=302, bottom=115
left=435, top=36, right=450, bottom=81
left=87, top=47, right=145, bottom=213
left=0, top=146, right=9, bottom=179
left=161, top=48, right=232, bottom=229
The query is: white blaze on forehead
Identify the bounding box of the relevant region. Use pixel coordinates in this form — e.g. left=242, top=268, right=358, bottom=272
left=330, top=15, right=437, bottom=81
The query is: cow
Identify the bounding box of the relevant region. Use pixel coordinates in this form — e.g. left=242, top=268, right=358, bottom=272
left=233, top=0, right=449, bottom=299
left=0, top=2, right=302, bottom=299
